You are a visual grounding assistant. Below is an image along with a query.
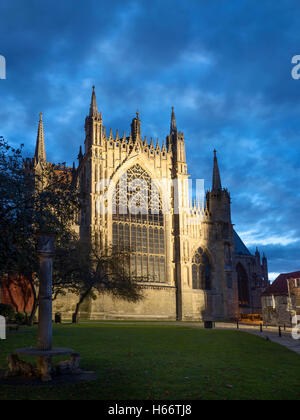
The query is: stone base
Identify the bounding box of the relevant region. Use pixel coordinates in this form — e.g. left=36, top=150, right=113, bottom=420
left=5, top=348, right=81, bottom=382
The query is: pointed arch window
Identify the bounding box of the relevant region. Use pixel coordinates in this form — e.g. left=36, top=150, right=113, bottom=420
left=112, top=164, right=166, bottom=283
left=236, top=263, right=249, bottom=306
left=192, top=248, right=212, bottom=290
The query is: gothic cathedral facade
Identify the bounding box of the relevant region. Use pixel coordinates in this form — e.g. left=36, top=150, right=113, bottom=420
left=34, top=87, right=269, bottom=321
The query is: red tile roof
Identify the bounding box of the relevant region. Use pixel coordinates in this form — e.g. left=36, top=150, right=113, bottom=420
left=262, top=271, right=300, bottom=296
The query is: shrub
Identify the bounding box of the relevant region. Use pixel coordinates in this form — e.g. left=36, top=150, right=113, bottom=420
left=0, top=303, right=15, bottom=319
left=14, top=312, right=28, bottom=325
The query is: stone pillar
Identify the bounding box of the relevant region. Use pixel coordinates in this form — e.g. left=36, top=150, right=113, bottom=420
left=0, top=315, right=6, bottom=340
left=37, top=234, right=54, bottom=351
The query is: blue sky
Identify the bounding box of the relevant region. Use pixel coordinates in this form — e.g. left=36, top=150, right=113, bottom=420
left=0, top=0, right=300, bottom=279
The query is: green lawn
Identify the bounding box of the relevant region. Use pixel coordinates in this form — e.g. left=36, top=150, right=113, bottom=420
left=0, top=324, right=300, bottom=400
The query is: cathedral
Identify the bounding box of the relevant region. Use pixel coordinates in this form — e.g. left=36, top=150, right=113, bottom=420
left=33, top=87, right=269, bottom=321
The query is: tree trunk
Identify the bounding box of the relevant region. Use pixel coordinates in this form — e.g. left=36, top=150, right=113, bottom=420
left=73, top=289, right=91, bottom=324
left=28, top=276, right=38, bottom=326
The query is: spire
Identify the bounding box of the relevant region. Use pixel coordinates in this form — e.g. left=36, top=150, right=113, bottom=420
left=212, top=150, right=222, bottom=191
left=156, top=138, right=160, bottom=151
left=255, top=247, right=261, bottom=264
left=78, top=145, right=83, bottom=161
left=170, top=106, right=177, bottom=134
left=34, top=113, right=46, bottom=163
left=89, top=85, right=98, bottom=117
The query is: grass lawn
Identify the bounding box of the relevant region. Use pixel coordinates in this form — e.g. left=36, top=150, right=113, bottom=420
left=0, top=324, right=300, bottom=400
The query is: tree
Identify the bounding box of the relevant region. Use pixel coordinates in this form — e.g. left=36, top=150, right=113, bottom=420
left=0, top=136, right=144, bottom=325
left=0, top=136, right=80, bottom=324
left=53, top=240, right=145, bottom=323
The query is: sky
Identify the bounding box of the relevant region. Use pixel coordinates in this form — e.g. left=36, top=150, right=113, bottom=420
left=0, top=0, right=300, bottom=280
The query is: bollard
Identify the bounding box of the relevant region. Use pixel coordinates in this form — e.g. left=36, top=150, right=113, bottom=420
left=237, top=321, right=239, bottom=330
left=279, top=326, right=282, bottom=337
left=55, top=313, right=62, bottom=324
left=260, top=323, right=263, bottom=333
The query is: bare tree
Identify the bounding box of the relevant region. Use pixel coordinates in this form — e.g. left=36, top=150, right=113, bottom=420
left=0, top=137, right=80, bottom=324
left=54, top=240, right=145, bottom=323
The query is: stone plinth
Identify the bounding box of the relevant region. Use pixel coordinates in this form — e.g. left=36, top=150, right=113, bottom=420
left=14, top=347, right=75, bottom=357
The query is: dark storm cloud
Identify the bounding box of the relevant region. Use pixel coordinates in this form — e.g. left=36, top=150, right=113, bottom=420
left=0, top=0, right=299, bottom=277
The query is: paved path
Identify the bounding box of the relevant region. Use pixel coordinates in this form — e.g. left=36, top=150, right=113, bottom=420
left=215, top=323, right=300, bottom=355
left=81, top=320, right=300, bottom=355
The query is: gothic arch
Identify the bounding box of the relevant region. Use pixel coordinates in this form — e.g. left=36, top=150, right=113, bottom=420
left=236, top=263, right=250, bottom=306
left=111, top=163, right=166, bottom=284
left=110, top=154, right=164, bottom=196
left=191, top=247, right=213, bottom=290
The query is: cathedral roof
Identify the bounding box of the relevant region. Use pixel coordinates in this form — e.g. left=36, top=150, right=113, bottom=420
left=234, top=230, right=251, bottom=256
left=262, top=271, right=300, bottom=296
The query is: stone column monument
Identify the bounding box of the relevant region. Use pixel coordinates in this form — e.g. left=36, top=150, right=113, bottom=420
left=5, top=233, right=82, bottom=382
left=0, top=316, right=6, bottom=340
left=37, top=234, right=54, bottom=351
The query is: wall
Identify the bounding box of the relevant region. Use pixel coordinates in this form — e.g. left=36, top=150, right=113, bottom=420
left=262, top=295, right=296, bottom=326
left=53, top=285, right=177, bottom=321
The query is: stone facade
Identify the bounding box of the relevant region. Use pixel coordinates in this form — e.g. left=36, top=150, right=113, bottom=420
left=32, top=87, right=269, bottom=321
left=262, top=272, right=300, bottom=326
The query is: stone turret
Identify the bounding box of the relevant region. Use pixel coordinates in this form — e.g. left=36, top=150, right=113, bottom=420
left=131, top=111, right=141, bottom=141
left=84, top=86, right=103, bottom=152
left=205, top=150, right=231, bottom=226
left=167, top=107, right=187, bottom=177
left=200, top=150, right=235, bottom=319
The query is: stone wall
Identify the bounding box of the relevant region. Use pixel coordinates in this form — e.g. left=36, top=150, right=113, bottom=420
left=53, top=285, right=177, bottom=321
left=262, top=295, right=296, bottom=326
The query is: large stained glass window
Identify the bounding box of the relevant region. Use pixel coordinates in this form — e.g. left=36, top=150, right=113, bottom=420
left=192, top=247, right=212, bottom=290
left=112, top=164, right=166, bottom=283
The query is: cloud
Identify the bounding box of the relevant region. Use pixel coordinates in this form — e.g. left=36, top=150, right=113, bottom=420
left=0, top=0, right=299, bottom=275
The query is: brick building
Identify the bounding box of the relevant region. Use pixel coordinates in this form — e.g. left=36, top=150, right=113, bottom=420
left=0, top=275, right=34, bottom=313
